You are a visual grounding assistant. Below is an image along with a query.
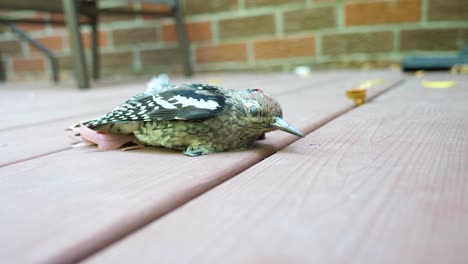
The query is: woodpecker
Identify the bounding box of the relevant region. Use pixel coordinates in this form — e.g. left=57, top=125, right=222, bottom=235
left=75, top=75, right=304, bottom=156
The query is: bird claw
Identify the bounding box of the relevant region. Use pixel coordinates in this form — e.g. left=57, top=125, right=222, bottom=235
left=183, top=146, right=205, bottom=157
left=121, top=143, right=145, bottom=151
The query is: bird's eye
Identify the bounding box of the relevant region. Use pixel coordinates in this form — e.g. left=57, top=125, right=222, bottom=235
left=249, top=105, right=259, bottom=116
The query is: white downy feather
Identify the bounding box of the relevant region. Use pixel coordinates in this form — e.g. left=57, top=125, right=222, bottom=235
left=145, top=74, right=174, bottom=95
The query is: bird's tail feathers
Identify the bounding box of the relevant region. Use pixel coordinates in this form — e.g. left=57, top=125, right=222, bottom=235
left=67, top=119, right=94, bottom=131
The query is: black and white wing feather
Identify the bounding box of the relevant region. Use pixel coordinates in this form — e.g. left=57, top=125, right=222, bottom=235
left=84, top=83, right=226, bottom=128
left=125, top=74, right=175, bottom=102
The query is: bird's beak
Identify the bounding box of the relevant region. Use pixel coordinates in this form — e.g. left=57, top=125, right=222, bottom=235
left=271, top=117, right=305, bottom=138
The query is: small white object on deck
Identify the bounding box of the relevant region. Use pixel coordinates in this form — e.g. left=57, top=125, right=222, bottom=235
left=294, top=66, right=311, bottom=77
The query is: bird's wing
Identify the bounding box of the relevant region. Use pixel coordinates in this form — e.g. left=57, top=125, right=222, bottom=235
left=84, top=84, right=226, bottom=127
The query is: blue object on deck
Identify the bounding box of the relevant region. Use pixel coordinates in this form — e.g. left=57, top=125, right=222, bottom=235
left=402, top=45, right=468, bottom=71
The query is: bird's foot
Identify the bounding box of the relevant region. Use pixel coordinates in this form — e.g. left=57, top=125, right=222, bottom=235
left=183, top=146, right=211, bottom=157
left=257, top=133, right=266, bottom=140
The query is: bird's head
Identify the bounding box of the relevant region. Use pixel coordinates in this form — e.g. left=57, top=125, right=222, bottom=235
left=239, top=89, right=305, bottom=138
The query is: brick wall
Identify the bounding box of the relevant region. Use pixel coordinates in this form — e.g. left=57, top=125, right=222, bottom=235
left=0, top=0, right=467, bottom=81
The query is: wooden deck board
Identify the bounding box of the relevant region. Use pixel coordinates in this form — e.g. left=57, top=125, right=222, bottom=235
left=0, top=71, right=390, bottom=167
left=0, top=71, right=388, bottom=130
left=0, top=73, right=344, bottom=167
left=0, top=72, right=402, bottom=263
left=85, top=75, right=468, bottom=264
left=0, top=74, right=277, bottom=130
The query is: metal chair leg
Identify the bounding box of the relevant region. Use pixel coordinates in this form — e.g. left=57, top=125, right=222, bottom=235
left=5, top=22, right=60, bottom=83
left=62, top=0, right=90, bottom=89
left=89, top=0, right=99, bottom=80
left=173, top=0, right=193, bottom=77
left=91, top=18, right=99, bottom=80
left=0, top=51, right=5, bottom=82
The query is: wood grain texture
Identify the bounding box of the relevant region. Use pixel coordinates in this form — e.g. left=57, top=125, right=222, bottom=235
left=0, top=71, right=391, bottom=130
left=0, top=73, right=331, bottom=166
left=0, top=72, right=383, bottom=167
left=86, top=75, right=468, bottom=264
left=0, top=72, right=402, bottom=263
left=0, top=73, right=289, bottom=130
left=0, top=82, right=137, bottom=131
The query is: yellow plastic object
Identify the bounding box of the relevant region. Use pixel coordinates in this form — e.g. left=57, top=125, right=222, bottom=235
left=346, top=88, right=367, bottom=106
left=421, top=80, right=456, bottom=89
left=415, top=70, right=425, bottom=77
left=451, top=64, right=468, bottom=74
left=345, top=79, right=383, bottom=106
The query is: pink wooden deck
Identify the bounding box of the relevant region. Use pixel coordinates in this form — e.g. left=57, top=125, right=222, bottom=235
left=1, top=72, right=466, bottom=264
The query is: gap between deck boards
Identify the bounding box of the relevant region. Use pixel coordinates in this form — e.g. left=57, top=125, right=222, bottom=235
left=0, top=73, right=404, bottom=264
left=84, top=75, right=468, bottom=264
left=68, top=77, right=406, bottom=264
left=0, top=73, right=346, bottom=168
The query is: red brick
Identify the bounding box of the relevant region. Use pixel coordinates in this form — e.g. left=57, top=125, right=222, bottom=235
left=428, top=0, right=468, bottom=21
left=12, top=57, right=46, bottom=72
left=245, top=0, right=303, bottom=8
left=141, top=3, right=172, bottom=12
left=161, top=22, right=212, bottom=42
left=49, top=13, right=88, bottom=29
left=219, top=15, right=275, bottom=40
left=58, top=56, right=72, bottom=70
left=82, top=31, right=108, bottom=48
left=0, top=40, right=21, bottom=54
left=101, top=51, right=133, bottom=68
left=16, top=13, right=47, bottom=32
left=400, top=28, right=468, bottom=51
left=323, top=31, right=394, bottom=55
left=112, top=27, right=157, bottom=46
left=183, top=0, right=238, bottom=15
left=196, top=43, right=247, bottom=64
left=254, top=37, right=315, bottom=59
left=140, top=48, right=182, bottom=67
left=346, top=0, right=421, bottom=25
left=98, top=4, right=137, bottom=23
left=284, top=8, right=336, bottom=32
left=17, top=24, right=46, bottom=32
left=29, top=36, right=64, bottom=53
